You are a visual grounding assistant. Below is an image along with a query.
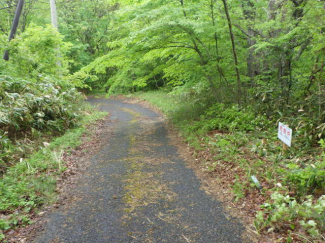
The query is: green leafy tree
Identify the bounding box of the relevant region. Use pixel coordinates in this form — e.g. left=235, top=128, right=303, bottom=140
left=56, top=0, right=119, bottom=72
left=1, top=24, right=71, bottom=82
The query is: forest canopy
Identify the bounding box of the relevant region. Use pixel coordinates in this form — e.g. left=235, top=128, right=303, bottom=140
left=72, top=0, right=324, bottom=145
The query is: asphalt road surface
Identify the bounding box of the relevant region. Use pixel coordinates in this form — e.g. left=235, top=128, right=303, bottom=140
left=32, top=98, right=244, bottom=243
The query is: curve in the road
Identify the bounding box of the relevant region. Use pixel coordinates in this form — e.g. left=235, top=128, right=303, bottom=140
left=32, top=98, right=244, bottom=243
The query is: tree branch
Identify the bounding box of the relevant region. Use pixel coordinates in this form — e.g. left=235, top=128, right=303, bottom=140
left=234, top=24, right=266, bottom=38
left=166, top=45, right=195, bottom=49
left=294, top=38, right=311, bottom=61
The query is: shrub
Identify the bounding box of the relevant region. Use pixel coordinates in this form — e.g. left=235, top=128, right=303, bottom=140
left=254, top=193, right=325, bottom=240
left=285, top=139, right=325, bottom=196
left=1, top=24, right=71, bottom=80
left=184, top=104, right=271, bottom=134
left=0, top=75, right=82, bottom=172
left=285, top=160, right=325, bottom=197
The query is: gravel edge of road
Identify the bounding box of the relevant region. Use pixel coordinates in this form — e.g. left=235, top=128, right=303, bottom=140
left=4, top=114, right=112, bottom=243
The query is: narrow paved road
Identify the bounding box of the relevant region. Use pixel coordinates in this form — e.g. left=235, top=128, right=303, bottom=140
left=32, top=98, right=244, bottom=243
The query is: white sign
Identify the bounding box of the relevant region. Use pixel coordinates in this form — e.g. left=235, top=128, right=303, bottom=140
left=278, top=122, right=292, bottom=147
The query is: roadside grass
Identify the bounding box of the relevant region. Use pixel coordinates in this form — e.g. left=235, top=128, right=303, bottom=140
left=0, top=105, right=107, bottom=240
left=133, top=90, right=325, bottom=242
left=91, top=91, right=107, bottom=99
left=128, top=90, right=209, bottom=122
left=129, top=91, right=179, bottom=114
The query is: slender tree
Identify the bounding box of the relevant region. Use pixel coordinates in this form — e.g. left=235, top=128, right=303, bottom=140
left=3, top=0, right=25, bottom=61
left=49, top=0, right=61, bottom=66
left=221, top=0, right=242, bottom=104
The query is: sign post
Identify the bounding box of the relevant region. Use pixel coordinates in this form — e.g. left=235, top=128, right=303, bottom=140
left=278, top=122, right=292, bottom=152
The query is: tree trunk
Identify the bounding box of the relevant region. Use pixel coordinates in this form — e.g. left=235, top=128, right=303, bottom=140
left=3, top=0, right=24, bottom=61
left=221, top=0, right=242, bottom=104
left=241, top=0, right=259, bottom=85
left=50, top=0, right=58, bottom=29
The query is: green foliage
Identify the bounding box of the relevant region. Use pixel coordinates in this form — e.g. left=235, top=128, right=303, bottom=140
left=0, top=1, right=50, bottom=35
left=0, top=132, right=13, bottom=172
left=232, top=176, right=247, bottom=202
left=75, top=0, right=324, bottom=145
left=0, top=76, right=82, bottom=131
left=0, top=75, right=82, bottom=172
left=183, top=104, right=271, bottom=135
left=254, top=193, right=325, bottom=240
left=285, top=139, right=325, bottom=196
left=286, top=160, right=325, bottom=197
left=1, top=24, right=71, bottom=81
left=133, top=85, right=216, bottom=123
left=2, top=0, right=324, bottom=143
left=78, top=0, right=247, bottom=95
left=57, top=0, right=119, bottom=73
left=130, top=91, right=179, bottom=114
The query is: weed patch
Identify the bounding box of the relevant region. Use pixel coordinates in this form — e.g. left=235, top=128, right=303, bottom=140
left=0, top=76, right=84, bottom=173
left=0, top=108, right=107, bottom=240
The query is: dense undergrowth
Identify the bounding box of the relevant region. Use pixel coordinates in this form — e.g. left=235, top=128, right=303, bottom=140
left=0, top=76, right=83, bottom=173
left=132, top=90, right=325, bottom=242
